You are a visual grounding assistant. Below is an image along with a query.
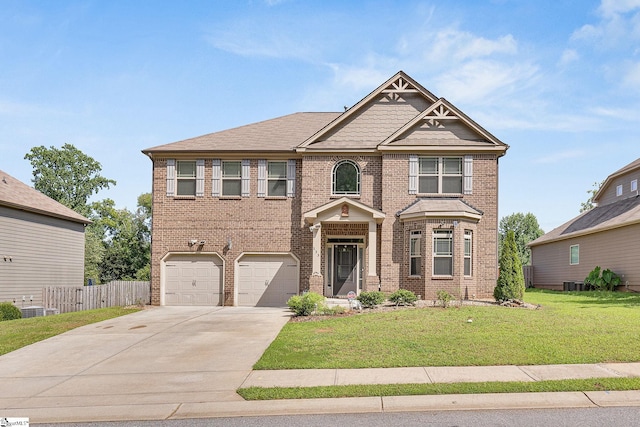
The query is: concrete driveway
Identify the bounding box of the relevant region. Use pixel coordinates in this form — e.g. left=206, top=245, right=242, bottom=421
left=0, top=306, right=291, bottom=423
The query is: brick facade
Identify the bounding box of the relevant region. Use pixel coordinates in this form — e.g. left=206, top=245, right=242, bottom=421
left=144, top=71, right=507, bottom=306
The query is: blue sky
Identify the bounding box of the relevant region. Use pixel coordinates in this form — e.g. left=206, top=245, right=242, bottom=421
left=2, top=0, right=640, bottom=232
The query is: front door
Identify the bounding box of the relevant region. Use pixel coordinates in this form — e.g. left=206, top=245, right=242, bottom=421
left=333, top=244, right=358, bottom=296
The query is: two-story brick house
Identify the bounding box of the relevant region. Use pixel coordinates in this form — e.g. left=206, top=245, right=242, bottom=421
left=529, top=158, right=640, bottom=291
left=142, top=71, right=508, bottom=306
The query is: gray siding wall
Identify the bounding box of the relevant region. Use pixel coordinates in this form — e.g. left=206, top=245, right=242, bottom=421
left=531, top=223, right=640, bottom=291
left=0, top=206, right=85, bottom=306
left=598, top=170, right=640, bottom=206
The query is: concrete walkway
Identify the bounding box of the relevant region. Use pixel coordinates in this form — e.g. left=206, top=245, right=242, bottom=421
left=2, top=306, right=640, bottom=423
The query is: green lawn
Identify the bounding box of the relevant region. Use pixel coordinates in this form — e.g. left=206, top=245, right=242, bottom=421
left=0, top=306, right=141, bottom=356
left=242, top=290, right=640, bottom=400
left=254, top=289, right=640, bottom=370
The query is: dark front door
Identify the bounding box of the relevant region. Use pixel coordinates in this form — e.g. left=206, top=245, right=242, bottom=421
left=333, top=245, right=358, bottom=296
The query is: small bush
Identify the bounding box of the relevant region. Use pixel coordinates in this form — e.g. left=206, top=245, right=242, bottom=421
left=389, top=289, right=417, bottom=306
left=316, top=305, right=346, bottom=316
left=287, top=292, right=325, bottom=316
left=436, top=290, right=453, bottom=308
left=0, top=303, right=22, bottom=321
left=357, top=291, right=385, bottom=308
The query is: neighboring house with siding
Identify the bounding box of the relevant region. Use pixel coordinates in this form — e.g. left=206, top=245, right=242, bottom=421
left=0, top=170, right=89, bottom=306
left=529, top=158, right=640, bottom=291
left=142, top=71, right=508, bottom=307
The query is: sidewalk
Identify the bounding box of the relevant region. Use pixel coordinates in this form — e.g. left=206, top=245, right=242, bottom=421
left=242, top=363, right=640, bottom=388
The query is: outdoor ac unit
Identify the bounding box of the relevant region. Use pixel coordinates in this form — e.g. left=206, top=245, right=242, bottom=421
left=20, top=306, right=46, bottom=318
left=45, top=308, right=59, bottom=316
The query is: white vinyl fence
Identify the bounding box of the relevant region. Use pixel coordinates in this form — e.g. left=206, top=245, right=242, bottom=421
left=42, top=281, right=150, bottom=314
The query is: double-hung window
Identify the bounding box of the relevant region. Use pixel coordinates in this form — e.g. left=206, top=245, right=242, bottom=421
left=176, top=160, right=196, bottom=196
left=418, top=157, right=462, bottom=194
left=409, top=231, right=422, bottom=276
left=268, top=161, right=287, bottom=197
left=433, top=230, right=453, bottom=276
left=222, top=161, right=242, bottom=196
left=464, top=230, right=472, bottom=276
left=632, top=179, right=638, bottom=192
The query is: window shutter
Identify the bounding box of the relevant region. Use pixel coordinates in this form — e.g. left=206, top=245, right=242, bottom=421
left=196, top=159, right=205, bottom=197
left=287, top=159, right=296, bottom=197
left=211, top=159, right=221, bottom=197
left=257, top=160, right=267, bottom=197
left=408, top=155, right=418, bottom=195
left=463, top=155, right=473, bottom=195
left=241, top=159, right=250, bottom=197
left=166, top=159, right=175, bottom=196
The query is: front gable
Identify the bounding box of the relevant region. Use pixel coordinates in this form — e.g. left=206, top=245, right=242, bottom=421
left=297, top=72, right=438, bottom=152
left=378, top=99, right=507, bottom=154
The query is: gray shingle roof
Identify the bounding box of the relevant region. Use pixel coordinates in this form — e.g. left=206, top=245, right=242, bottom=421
left=142, top=112, right=341, bottom=154
left=0, top=170, right=89, bottom=224
left=529, top=195, right=640, bottom=246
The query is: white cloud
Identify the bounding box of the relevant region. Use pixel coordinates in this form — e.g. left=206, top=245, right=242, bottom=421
left=430, top=29, right=517, bottom=62
left=559, top=49, right=579, bottom=66
left=622, top=61, right=640, bottom=90
left=598, top=0, right=640, bottom=18
left=433, top=60, right=538, bottom=104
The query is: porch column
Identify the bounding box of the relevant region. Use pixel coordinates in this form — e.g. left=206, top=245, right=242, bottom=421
left=312, top=223, right=322, bottom=276
left=368, top=220, right=377, bottom=278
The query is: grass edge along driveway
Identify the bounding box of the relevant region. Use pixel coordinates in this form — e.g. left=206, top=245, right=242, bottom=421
left=239, top=290, right=640, bottom=399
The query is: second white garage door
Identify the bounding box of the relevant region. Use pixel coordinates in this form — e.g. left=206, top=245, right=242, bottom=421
left=237, top=254, right=298, bottom=306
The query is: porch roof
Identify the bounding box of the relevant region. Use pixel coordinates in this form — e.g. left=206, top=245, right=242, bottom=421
left=396, top=198, right=483, bottom=221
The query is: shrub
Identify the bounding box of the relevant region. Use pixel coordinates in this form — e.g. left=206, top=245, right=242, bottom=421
left=357, top=291, right=385, bottom=308
left=287, top=292, right=325, bottom=316
left=436, top=290, right=453, bottom=308
left=316, top=305, right=346, bottom=316
left=585, top=266, right=622, bottom=291
left=494, top=230, right=525, bottom=301
left=0, top=302, right=22, bottom=321
left=389, top=289, right=417, bottom=306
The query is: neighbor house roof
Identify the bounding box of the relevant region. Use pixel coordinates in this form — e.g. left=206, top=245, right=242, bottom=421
left=0, top=170, right=89, bottom=224
left=397, top=198, right=483, bottom=221
left=593, top=158, right=640, bottom=204
left=142, top=112, right=340, bottom=155
left=529, top=195, right=640, bottom=247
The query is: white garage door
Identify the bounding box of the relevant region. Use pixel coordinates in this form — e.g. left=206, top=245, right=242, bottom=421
left=164, top=254, right=223, bottom=306
left=238, top=254, right=298, bottom=307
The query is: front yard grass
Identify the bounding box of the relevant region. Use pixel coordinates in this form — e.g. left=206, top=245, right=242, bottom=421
left=242, top=290, right=640, bottom=400
left=0, top=306, right=141, bottom=356
left=254, top=289, right=640, bottom=369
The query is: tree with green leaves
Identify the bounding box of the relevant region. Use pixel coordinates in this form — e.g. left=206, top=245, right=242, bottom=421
left=580, top=181, right=603, bottom=213
left=89, top=195, right=151, bottom=283
left=24, top=143, right=116, bottom=216
left=494, top=230, right=525, bottom=301
left=499, top=212, right=544, bottom=266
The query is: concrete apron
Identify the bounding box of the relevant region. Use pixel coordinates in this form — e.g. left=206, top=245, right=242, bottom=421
left=0, top=306, right=291, bottom=423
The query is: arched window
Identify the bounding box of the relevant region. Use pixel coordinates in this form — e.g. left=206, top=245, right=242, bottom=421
left=332, top=160, right=360, bottom=195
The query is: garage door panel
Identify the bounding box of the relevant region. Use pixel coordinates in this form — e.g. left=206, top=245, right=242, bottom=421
left=164, top=255, right=223, bottom=306
left=238, top=255, right=298, bottom=307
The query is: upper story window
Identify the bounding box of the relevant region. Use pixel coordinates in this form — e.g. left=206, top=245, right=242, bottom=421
left=222, top=161, right=242, bottom=196
left=268, top=161, right=287, bottom=197
left=176, top=160, right=197, bottom=196
left=332, top=160, right=360, bottom=196
left=616, top=184, right=623, bottom=197
left=632, top=179, right=638, bottom=192
left=418, top=157, right=462, bottom=194
left=433, top=229, right=453, bottom=276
